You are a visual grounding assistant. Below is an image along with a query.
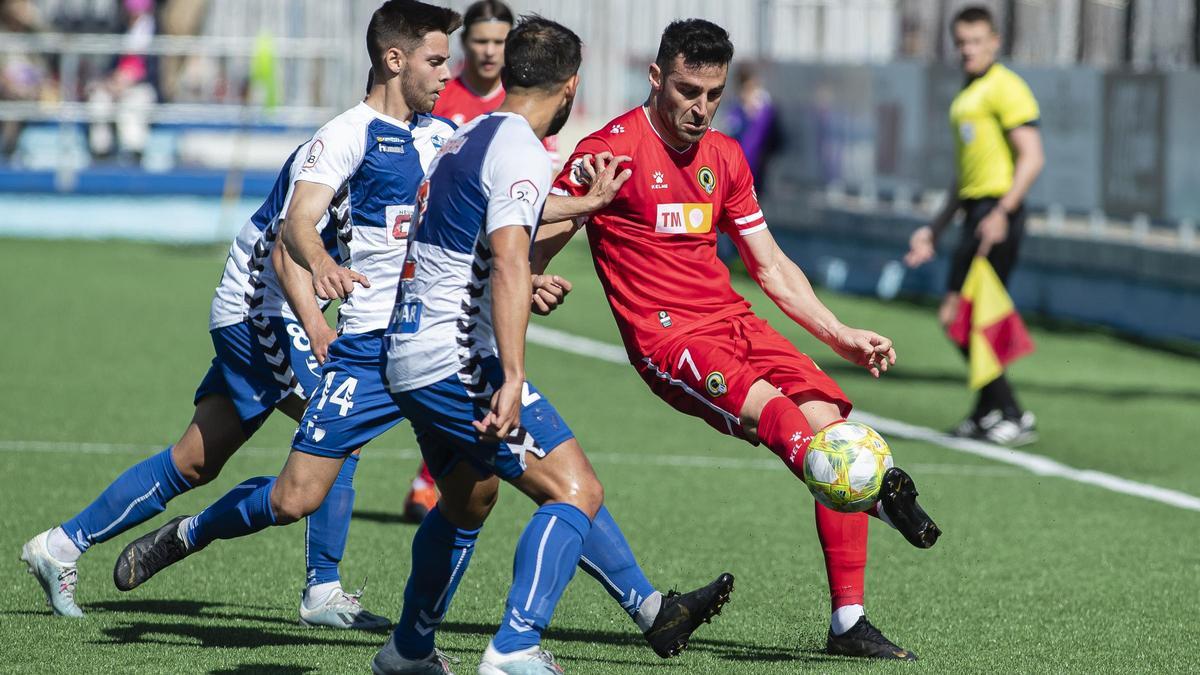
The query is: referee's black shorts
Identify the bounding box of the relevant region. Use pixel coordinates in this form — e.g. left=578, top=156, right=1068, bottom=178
left=946, top=197, right=1025, bottom=293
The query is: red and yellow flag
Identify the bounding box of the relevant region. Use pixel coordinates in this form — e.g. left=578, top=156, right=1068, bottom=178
left=946, top=257, right=1034, bottom=390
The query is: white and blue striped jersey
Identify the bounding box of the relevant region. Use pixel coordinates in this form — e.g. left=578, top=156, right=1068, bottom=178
left=385, top=112, right=551, bottom=393
left=292, top=102, right=455, bottom=335
left=208, top=143, right=345, bottom=331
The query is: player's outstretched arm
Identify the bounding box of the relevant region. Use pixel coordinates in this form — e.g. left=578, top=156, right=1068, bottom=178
left=735, top=228, right=896, bottom=378
left=540, top=153, right=631, bottom=224
left=281, top=181, right=369, bottom=301
left=272, top=235, right=337, bottom=364
left=532, top=153, right=631, bottom=274
left=474, top=225, right=533, bottom=442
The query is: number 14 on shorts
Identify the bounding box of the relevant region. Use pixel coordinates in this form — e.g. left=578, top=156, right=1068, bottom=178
left=316, top=371, right=357, bottom=416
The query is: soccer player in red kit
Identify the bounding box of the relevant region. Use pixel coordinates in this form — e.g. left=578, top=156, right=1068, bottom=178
left=432, top=0, right=558, bottom=161
left=540, top=19, right=941, bottom=660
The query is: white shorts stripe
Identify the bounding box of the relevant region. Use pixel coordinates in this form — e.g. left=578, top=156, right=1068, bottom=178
left=640, top=357, right=738, bottom=435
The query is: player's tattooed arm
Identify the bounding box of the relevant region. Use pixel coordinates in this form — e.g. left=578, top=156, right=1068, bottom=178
left=283, top=181, right=369, bottom=300
left=736, top=227, right=897, bottom=378
left=272, top=236, right=337, bottom=364
left=475, top=225, right=533, bottom=442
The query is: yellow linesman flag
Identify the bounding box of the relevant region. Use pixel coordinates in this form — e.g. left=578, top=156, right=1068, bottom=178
left=947, top=257, right=1035, bottom=390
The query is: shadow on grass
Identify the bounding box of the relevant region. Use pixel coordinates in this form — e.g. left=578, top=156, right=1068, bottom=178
left=441, top=621, right=842, bottom=665
left=94, top=620, right=380, bottom=649
left=88, top=599, right=296, bottom=627
left=352, top=509, right=419, bottom=526
left=209, top=666, right=318, bottom=675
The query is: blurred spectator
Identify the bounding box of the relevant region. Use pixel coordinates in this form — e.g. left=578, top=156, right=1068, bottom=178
left=158, top=0, right=211, bottom=103
left=723, top=63, right=782, bottom=195
left=0, top=0, right=53, bottom=158
left=86, top=0, right=157, bottom=161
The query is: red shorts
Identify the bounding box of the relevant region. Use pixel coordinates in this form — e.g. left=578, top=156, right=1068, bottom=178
left=635, top=313, right=852, bottom=438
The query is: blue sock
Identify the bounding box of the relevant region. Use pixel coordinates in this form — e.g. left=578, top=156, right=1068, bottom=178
left=392, top=506, right=479, bottom=659
left=305, top=454, right=358, bottom=587
left=183, top=476, right=277, bottom=549
left=577, top=506, right=656, bottom=618
left=492, top=503, right=593, bottom=654
left=61, top=447, right=192, bottom=553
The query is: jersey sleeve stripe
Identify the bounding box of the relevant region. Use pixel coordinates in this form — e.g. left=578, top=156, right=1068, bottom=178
left=738, top=222, right=768, bottom=236
left=733, top=210, right=764, bottom=225
left=549, top=186, right=570, bottom=196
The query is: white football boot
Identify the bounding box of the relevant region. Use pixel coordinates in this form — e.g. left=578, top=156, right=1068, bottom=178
left=299, top=584, right=390, bottom=630
left=477, top=642, right=564, bottom=675
left=20, top=529, right=83, bottom=618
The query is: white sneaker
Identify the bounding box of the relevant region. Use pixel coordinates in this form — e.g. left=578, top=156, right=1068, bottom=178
left=372, top=634, right=457, bottom=675
left=477, top=642, right=564, bottom=675
left=984, top=412, right=1038, bottom=447
left=299, top=584, right=391, bottom=630
left=20, top=530, right=83, bottom=618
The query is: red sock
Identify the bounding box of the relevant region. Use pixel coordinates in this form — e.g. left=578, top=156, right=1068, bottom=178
left=815, top=502, right=868, bottom=610
left=417, top=461, right=434, bottom=486
left=756, top=396, right=815, bottom=480
left=757, top=398, right=870, bottom=610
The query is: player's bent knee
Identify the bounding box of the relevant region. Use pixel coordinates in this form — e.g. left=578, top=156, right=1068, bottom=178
left=557, top=474, right=603, bottom=519
left=269, top=485, right=320, bottom=525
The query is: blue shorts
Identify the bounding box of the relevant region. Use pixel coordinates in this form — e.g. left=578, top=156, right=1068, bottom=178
left=390, top=356, right=575, bottom=481
left=291, top=331, right=406, bottom=458
left=195, top=317, right=322, bottom=436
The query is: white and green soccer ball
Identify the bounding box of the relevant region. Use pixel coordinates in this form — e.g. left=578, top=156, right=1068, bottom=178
left=803, top=421, right=894, bottom=513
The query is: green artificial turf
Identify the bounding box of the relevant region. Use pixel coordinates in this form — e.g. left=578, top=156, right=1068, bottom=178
left=1, top=238, right=1197, bottom=673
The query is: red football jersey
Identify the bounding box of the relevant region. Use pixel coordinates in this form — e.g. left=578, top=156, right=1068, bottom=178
left=552, top=106, right=767, bottom=359
left=433, top=75, right=504, bottom=126
left=433, top=75, right=558, bottom=156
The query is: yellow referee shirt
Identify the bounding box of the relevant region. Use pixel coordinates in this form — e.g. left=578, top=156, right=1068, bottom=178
left=949, top=63, right=1039, bottom=199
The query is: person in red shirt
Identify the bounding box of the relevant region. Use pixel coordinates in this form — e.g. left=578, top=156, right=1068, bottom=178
left=540, top=19, right=941, bottom=660
left=432, top=0, right=558, bottom=159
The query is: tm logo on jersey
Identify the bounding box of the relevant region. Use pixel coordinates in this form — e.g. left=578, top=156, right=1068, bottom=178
left=655, top=203, right=713, bottom=234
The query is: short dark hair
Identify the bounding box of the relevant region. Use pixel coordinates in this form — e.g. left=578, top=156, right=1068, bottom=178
left=463, top=0, right=513, bottom=38
left=366, top=0, right=462, bottom=73
left=952, top=5, right=996, bottom=31
left=655, top=19, right=734, bottom=74
left=501, top=15, right=582, bottom=92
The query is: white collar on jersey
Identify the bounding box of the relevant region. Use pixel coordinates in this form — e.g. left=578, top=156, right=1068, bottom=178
left=356, top=101, right=425, bottom=131
left=641, top=105, right=695, bottom=155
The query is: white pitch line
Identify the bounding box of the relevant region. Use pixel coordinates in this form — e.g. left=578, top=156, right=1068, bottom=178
left=0, top=440, right=1015, bottom=478
left=527, top=323, right=1200, bottom=513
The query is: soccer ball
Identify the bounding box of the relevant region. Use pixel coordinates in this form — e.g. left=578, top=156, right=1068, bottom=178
left=803, top=421, right=894, bottom=513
